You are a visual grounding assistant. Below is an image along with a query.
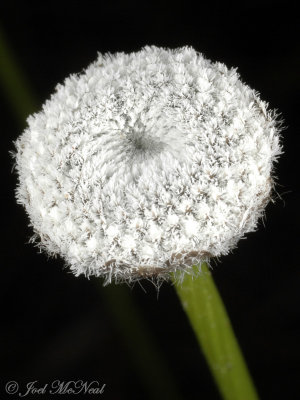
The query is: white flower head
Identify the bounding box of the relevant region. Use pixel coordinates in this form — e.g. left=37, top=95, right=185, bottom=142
left=13, top=46, right=282, bottom=284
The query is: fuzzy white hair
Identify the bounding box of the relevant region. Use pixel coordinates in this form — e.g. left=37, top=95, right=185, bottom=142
left=13, top=46, right=282, bottom=284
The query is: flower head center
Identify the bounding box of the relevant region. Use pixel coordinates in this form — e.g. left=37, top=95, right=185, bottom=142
left=130, top=133, right=166, bottom=157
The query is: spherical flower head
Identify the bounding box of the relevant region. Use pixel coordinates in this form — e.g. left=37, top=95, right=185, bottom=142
left=13, top=46, right=282, bottom=284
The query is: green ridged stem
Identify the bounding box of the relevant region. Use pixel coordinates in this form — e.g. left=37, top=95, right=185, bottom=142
left=174, top=263, right=259, bottom=400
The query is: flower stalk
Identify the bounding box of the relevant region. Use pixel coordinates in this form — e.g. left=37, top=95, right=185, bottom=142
left=174, top=263, right=259, bottom=400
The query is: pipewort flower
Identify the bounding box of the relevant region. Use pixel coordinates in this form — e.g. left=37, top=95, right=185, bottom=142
left=13, top=46, right=282, bottom=284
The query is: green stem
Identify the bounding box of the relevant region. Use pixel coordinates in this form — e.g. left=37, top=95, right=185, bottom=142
left=174, top=263, right=259, bottom=400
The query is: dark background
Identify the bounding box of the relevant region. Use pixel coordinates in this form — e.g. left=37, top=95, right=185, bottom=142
left=1, top=2, right=299, bottom=399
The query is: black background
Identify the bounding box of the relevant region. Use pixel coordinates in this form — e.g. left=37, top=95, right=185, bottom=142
left=1, top=2, right=299, bottom=399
